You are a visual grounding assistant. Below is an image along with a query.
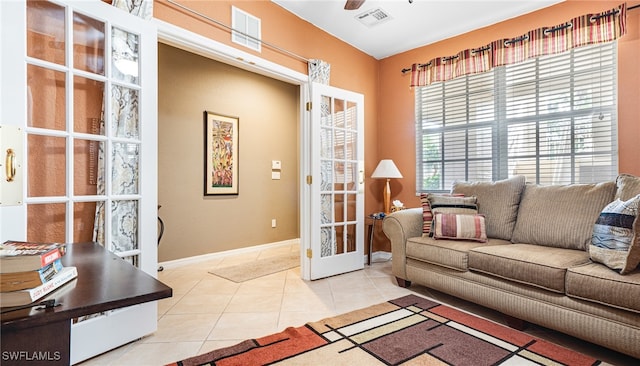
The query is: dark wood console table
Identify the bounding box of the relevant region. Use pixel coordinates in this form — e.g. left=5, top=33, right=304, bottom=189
left=1, top=242, right=172, bottom=365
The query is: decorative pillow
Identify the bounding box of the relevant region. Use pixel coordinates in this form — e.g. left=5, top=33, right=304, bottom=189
left=428, top=195, right=478, bottom=237
left=451, top=176, right=526, bottom=241
left=419, top=193, right=464, bottom=237
left=589, top=194, right=640, bottom=274
left=432, top=213, right=488, bottom=242
left=615, top=174, right=640, bottom=201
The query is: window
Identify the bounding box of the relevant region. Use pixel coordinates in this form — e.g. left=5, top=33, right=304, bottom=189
left=231, top=6, right=261, bottom=52
left=415, top=42, right=617, bottom=192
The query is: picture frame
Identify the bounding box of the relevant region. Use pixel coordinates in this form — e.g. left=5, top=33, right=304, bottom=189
left=204, top=111, right=239, bottom=195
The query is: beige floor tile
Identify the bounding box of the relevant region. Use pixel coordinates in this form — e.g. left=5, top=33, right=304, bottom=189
left=113, top=341, right=202, bottom=366
left=167, top=292, right=234, bottom=314
left=191, top=275, right=241, bottom=294
left=143, top=313, right=220, bottom=343
left=225, top=291, right=284, bottom=312
left=281, top=289, right=335, bottom=313
left=207, top=312, right=280, bottom=340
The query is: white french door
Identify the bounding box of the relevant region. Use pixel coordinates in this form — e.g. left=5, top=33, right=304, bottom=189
left=304, top=83, right=364, bottom=280
left=0, top=0, right=158, bottom=363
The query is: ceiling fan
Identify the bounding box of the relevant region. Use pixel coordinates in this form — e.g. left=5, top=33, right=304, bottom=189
left=344, top=0, right=413, bottom=11
left=344, top=0, right=365, bottom=10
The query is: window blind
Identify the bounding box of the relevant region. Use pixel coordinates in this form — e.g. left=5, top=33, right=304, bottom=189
left=415, top=42, right=617, bottom=192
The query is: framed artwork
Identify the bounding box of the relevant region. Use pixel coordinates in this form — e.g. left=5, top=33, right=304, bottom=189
left=204, top=111, right=239, bottom=195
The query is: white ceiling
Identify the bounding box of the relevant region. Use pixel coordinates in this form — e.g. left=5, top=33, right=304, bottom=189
left=272, top=0, right=565, bottom=60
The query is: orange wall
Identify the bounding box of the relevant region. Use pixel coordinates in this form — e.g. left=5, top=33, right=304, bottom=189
left=154, top=0, right=382, bottom=216
left=379, top=0, right=640, bottom=211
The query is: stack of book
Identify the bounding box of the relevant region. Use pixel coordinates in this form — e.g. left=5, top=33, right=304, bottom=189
left=0, top=241, right=78, bottom=308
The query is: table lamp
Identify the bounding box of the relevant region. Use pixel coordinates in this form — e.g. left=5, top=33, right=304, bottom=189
left=371, top=159, right=403, bottom=214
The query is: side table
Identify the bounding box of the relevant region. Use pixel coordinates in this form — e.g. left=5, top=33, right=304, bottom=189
left=366, top=213, right=385, bottom=265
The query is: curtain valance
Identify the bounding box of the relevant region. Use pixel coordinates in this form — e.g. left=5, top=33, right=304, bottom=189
left=410, top=3, right=627, bottom=87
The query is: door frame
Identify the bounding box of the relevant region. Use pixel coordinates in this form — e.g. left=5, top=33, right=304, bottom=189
left=153, top=20, right=316, bottom=279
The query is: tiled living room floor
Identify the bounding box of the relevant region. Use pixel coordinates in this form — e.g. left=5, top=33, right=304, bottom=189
left=80, top=243, right=638, bottom=365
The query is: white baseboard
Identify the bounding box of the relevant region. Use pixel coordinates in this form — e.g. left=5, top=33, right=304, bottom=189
left=158, top=238, right=300, bottom=270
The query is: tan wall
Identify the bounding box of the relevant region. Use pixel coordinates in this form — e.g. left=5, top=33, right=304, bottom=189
left=378, top=0, right=640, bottom=211
left=158, top=44, right=299, bottom=261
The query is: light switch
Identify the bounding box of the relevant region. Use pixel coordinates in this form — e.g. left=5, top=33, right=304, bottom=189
left=271, top=160, right=281, bottom=170
left=272, top=171, right=281, bottom=180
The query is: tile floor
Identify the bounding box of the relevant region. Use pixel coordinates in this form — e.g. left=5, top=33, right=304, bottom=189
left=80, top=243, right=638, bottom=365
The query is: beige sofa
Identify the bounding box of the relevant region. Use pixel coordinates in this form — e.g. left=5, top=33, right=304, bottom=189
left=382, top=174, right=640, bottom=359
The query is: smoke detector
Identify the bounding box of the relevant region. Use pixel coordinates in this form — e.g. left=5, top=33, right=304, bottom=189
left=355, top=7, right=392, bottom=27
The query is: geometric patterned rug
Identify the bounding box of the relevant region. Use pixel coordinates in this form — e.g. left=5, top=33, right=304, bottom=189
left=167, top=294, right=603, bottom=366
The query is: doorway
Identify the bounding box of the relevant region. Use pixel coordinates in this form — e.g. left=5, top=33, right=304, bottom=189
left=156, top=42, right=302, bottom=263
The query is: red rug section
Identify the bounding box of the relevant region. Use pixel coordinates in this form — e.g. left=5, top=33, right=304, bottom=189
left=429, top=305, right=534, bottom=347
left=216, top=326, right=326, bottom=366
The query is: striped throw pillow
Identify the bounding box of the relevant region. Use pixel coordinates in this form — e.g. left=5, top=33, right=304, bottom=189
left=589, top=194, right=640, bottom=274
left=420, top=193, right=467, bottom=236
left=433, top=213, right=488, bottom=242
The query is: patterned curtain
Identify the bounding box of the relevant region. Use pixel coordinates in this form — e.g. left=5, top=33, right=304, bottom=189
left=410, top=3, right=627, bottom=87
left=112, top=0, right=153, bottom=20
left=93, top=0, right=149, bottom=250
left=308, top=59, right=331, bottom=85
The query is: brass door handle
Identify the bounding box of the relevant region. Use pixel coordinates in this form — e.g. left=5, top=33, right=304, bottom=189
left=5, top=148, right=15, bottom=182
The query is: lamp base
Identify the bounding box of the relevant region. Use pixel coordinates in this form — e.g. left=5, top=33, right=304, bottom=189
left=383, top=178, right=391, bottom=214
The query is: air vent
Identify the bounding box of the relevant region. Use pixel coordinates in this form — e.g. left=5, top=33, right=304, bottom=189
left=355, top=8, right=392, bottom=27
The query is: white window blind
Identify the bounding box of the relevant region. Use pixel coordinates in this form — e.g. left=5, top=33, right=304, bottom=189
left=416, top=42, right=618, bottom=192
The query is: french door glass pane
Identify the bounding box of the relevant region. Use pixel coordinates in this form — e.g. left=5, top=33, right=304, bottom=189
left=112, top=27, right=140, bottom=84
left=74, top=201, right=98, bottom=242
left=111, top=85, right=139, bottom=138
left=27, top=135, right=66, bottom=197
left=27, top=203, right=65, bottom=242
left=112, top=142, right=139, bottom=195
left=320, top=194, right=331, bottom=224
left=73, top=12, right=105, bottom=75
left=320, top=161, right=332, bottom=191
left=73, top=76, right=105, bottom=134
left=111, top=200, right=138, bottom=252
left=27, top=0, right=65, bottom=65
left=74, top=139, right=99, bottom=196
left=27, top=65, right=66, bottom=130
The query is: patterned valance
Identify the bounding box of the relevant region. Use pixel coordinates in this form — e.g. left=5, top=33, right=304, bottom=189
left=410, top=3, right=627, bottom=87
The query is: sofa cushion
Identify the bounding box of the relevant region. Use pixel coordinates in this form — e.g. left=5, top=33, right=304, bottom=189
left=468, top=244, right=591, bottom=293
left=419, top=193, right=464, bottom=236
left=511, top=182, right=616, bottom=250
left=406, top=236, right=509, bottom=271
left=566, top=262, right=640, bottom=313
left=451, top=175, right=526, bottom=241
left=432, top=213, right=487, bottom=243
left=615, top=174, right=640, bottom=201
left=589, top=195, right=640, bottom=274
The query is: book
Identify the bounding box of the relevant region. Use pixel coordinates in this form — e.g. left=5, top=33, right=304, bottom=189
left=0, top=241, right=66, bottom=273
left=0, top=266, right=78, bottom=307
left=0, top=258, right=65, bottom=292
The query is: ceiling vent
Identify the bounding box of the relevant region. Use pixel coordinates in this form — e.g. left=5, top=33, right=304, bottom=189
left=355, top=8, right=392, bottom=27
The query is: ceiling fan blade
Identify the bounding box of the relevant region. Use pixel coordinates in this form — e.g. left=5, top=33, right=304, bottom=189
left=344, top=0, right=365, bottom=11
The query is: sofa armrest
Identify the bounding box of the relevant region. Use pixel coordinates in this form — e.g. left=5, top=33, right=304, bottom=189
left=382, top=208, right=423, bottom=281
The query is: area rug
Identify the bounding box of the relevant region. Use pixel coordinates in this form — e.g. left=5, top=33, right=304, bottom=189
left=167, top=294, right=602, bottom=366
left=208, top=254, right=299, bottom=283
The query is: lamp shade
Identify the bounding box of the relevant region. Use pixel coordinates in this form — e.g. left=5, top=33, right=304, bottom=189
left=371, top=159, right=403, bottom=179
